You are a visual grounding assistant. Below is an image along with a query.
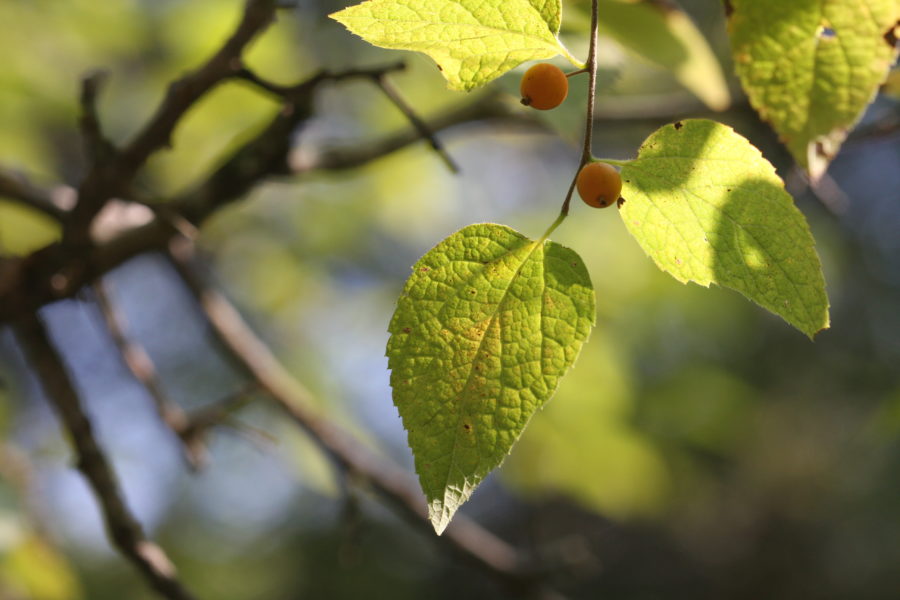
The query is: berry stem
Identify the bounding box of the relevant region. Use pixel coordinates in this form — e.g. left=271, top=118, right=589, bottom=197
left=565, top=68, right=589, bottom=78
left=538, top=211, right=566, bottom=243
left=556, top=0, right=599, bottom=222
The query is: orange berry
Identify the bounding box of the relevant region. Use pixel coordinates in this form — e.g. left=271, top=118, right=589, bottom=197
left=520, top=63, right=568, bottom=110
left=576, top=162, right=622, bottom=209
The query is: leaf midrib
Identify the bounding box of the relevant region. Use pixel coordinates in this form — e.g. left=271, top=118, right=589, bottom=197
left=437, top=240, right=544, bottom=512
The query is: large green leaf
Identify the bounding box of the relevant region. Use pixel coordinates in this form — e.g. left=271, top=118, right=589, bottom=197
left=728, top=0, right=899, bottom=180
left=330, top=0, right=571, bottom=91
left=387, top=223, right=594, bottom=533
left=618, top=119, right=830, bottom=338
left=600, top=0, right=730, bottom=111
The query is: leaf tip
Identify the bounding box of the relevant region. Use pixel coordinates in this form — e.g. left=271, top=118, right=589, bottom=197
left=428, top=499, right=455, bottom=536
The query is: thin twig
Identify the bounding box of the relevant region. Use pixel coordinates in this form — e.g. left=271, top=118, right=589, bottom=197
left=0, top=96, right=534, bottom=325
left=375, top=73, right=460, bottom=173
left=12, top=311, right=198, bottom=600
left=90, top=280, right=203, bottom=467
left=165, top=237, right=566, bottom=598
left=79, top=70, right=115, bottom=164
left=65, top=0, right=279, bottom=246
left=559, top=0, right=601, bottom=218
left=0, top=166, right=68, bottom=221
left=300, top=93, right=533, bottom=172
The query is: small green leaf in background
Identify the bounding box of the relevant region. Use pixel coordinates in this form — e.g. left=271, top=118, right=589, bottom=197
left=387, top=223, right=594, bottom=533
left=330, top=0, right=572, bottom=91
left=1, top=535, right=83, bottom=600
left=0, top=201, right=61, bottom=256
left=618, top=119, right=830, bottom=338
left=599, top=0, right=730, bottom=111
left=728, top=0, right=900, bottom=180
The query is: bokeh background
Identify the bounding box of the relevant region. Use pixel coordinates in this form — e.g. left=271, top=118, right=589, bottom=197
left=1, top=1, right=899, bottom=598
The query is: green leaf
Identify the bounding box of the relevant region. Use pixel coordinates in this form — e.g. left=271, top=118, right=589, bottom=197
left=599, top=0, right=730, bottom=111
left=0, top=200, right=61, bottom=257
left=330, top=0, right=571, bottom=91
left=618, top=119, right=830, bottom=338
left=387, top=223, right=595, bottom=533
left=728, top=0, right=900, bottom=180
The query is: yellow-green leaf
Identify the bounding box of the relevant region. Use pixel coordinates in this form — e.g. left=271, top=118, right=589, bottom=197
left=330, top=0, right=571, bottom=91
left=619, top=119, right=830, bottom=338
left=387, top=223, right=594, bottom=533
left=728, top=0, right=900, bottom=179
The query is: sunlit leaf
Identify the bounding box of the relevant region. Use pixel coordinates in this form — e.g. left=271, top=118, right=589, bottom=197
left=0, top=201, right=61, bottom=257
left=387, top=223, right=594, bottom=533
left=330, top=0, right=573, bottom=91
left=618, top=119, right=830, bottom=338
left=728, top=0, right=900, bottom=179
left=1, top=536, right=83, bottom=600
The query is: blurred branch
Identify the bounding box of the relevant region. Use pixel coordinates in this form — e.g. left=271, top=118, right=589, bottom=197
left=172, top=61, right=438, bottom=223
left=0, top=165, right=69, bottom=221
left=165, top=236, right=564, bottom=598
left=299, top=93, right=531, bottom=172
left=91, top=280, right=195, bottom=466
left=12, top=311, right=199, bottom=600
left=65, top=0, right=279, bottom=246
left=373, top=71, right=460, bottom=173
left=79, top=70, right=115, bottom=164
left=0, top=96, right=529, bottom=325
left=93, top=279, right=258, bottom=469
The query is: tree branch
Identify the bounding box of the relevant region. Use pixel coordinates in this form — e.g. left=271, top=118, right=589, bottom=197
left=65, top=0, right=279, bottom=245
left=165, top=237, right=564, bottom=598
left=373, top=71, right=460, bottom=173
left=0, top=97, right=533, bottom=325
left=558, top=0, right=601, bottom=218
left=173, top=61, right=457, bottom=224
left=91, top=280, right=201, bottom=467
left=12, top=310, right=199, bottom=600
left=0, top=165, right=69, bottom=221
left=295, top=93, right=530, bottom=173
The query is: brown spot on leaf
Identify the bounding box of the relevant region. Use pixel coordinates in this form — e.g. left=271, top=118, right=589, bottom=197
left=463, top=423, right=472, bottom=432
left=674, top=121, right=683, bottom=130
left=884, top=21, right=898, bottom=47
left=402, top=327, right=411, bottom=333
left=616, top=197, right=626, bottom=208
left=815, top=141, right=835, bottom=160
left=419, top=266, right=430, bottom=272
left=723, top=0, right=733, bottom=18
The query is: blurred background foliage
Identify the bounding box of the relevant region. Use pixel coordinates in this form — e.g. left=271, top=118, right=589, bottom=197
left=1, top=0, right=899, bottom=598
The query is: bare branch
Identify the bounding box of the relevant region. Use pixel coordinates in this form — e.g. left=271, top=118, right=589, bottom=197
left=165, top=237, right=565, bottom=597
left=12, top=311, right=199, bottom=600
left=79, top=70, right=115, bottom=164
left=91, top=280, right=201, bottom=467
left=65, top=0, right=279, bottom=245
left=374, top=73, right=460, bottom=173
left=297, top=93, right=533, bottom=172
left=0, top=165, right=69, bottom=221
left=173, top=61, right=412, bottom=223
left=0, top=98, right=532, bottom=325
